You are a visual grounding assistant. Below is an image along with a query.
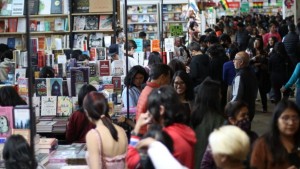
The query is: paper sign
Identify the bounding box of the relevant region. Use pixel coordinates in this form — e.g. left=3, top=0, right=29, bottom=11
left=170, top=25, right=183, bottom=37
left=133, top=39, right=143, bottom=52
left=164, top=38, right=174, bottom=52
left=151, top=39, right=160, bottom=52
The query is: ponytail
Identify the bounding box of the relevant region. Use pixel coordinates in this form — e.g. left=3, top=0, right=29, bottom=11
left=101, top=116, right=118, bottom=141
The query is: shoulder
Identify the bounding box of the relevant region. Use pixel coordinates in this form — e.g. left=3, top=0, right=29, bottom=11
left=86, top=129, right=98, bottom=142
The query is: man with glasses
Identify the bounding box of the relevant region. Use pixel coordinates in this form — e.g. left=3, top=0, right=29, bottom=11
left=231, top=51, right=258, bottom=122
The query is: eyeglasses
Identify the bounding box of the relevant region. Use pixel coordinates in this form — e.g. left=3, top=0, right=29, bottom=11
left=174, top=81, right=185, bottom=86
left=280, top=115, right=300, bottom=124
left=233, top=58, right=242, bottom=61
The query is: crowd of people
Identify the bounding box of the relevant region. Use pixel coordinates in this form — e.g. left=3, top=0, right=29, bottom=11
left=1, top=13, right=300, bottom=169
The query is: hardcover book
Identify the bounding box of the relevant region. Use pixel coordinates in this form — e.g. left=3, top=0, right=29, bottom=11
left=17, top=78, right=29, bottom=103
left=0, top=106, right=13, bottom=141
left=27, top=0, right=39, bottom=15
left=32, top=96, right=40, bottom=117
left=89, top=33, right=103, bottom=47
left=70, top=67, right=90, bottom=96
left=41, top=96, right=57, bottom=116
left=57, top=96, right=72, bottom=116
left=99, top=15, right=112, bottom=30
left=85, top=15, right=99, bottom=30
left=73, top=16, right=85, bottom=31
left=73, top=33, right=88, bottom=49
left=111, top=60, right=123, bottom=76
left=11, top=0, right=25, bottom=16
left=38, top=0, right=51, bottom=15
left=112, top=76, right=121, bottom=90
left=88, top=62, right=96, bottom=76
left=46, top=78, right=63, bottom=96
left=13, top=108, right=30, bottom=129
left=54, top=18, right=64, bottom=31
left=8, top=18, right=17, bottom=32
left=96, top=47, right=106, bottom=60
left=99, top=60, right=110, bottom=76
left=51, top=0, right=62, bottom=14
left=72, top=0, right=89, bottom=13
left=35, top=78, right=47, bottom=97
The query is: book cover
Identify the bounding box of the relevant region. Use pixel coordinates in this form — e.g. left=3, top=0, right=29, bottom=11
left=88, top=62, right=96, bottom=76
left=85, top=15, right=99, bottom=30
left=111, top=60, right=123, bottom=76
left=38, top=36, right=45, bottom=50
left=0, top=20, right=7, bottom=32
left=0, top=107, right=13, bottom=140
left=112, top=76, right=121, bottom=90
left=62, top=80, right=69, bottom=96
left=70, top=67, right=90, bottom=96
left=101, top=75, right=112, bottom=84
left=73, top=16, right=85, bottom=31
left=50, top=0, right=62, bottom=14
left=32, top=96, right=40, bottom=117
left=15, top=68, right=26, bottom=83
left=54, top=18, right=64, bottom=31
left=7, top=37, right=15, bottom=49
left=38, top=0, right=51, bottom=15
left=8, top=18, right=17, bottom=32
left=99, top=60, right=110, bottom=76
left=12, top=129, right=30, bottom=144
left=89, top=33, right=103, bottom=48
left=27, top=0, right=39, bottom=15
left=0, top=0, right=12, bottom=16
left=73, top=34, right=88, bottom=49
left=72, top=97, right=78, bottom=111
left=89, top=76, right=100, bottom=89
left=47, top=78, right=63, bottom=96
left=57, top=96, right=72, bottom=116
left=99, top=15, right=112, bottom=29
left=89, top=47, right=96, bottom=61
left=17, top=78, right=28, bottom=103
left=17, top=18, right=25, bottom=32
left=41, top=96, right=57, bottom=116
left=13, top=108, right=30, bottom=129
left=35, top=78, right=47, bottom=96
left=11, top=0, right=24, bottom=16
left=72, top=0, right=89, bottom=13
left=37, top=50, right=45, bottom=68
left=96, top=47, right=106, bottom=60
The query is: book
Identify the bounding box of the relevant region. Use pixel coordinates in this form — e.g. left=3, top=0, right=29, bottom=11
left=11, top=0, right=24, bottom=16
left=96, top=47, right=106, bottom=60
left=54, top=18, right=64, bottom=31
left=32, top=97, right=40, bottom=117
left=57, top=96, right=72, bottom=116
left=112, top=76, right=121, bottom=90
left=72, top=97, right=78, bottom=111
left=73, top=33, right=88, bottom=49
left=99, top=60, right=110, bottom=76
left=111, top=60, right=123, bottom=76
left=47, top=78, right=63, bottom=96
left=73, top=16, right=85, bottom=31
left=8, top=18, right=17, bottom=32
left=7, top=37, right=15, bottom=49
left=0, top=0, right=12, bottom=15
left=36, top=153, right=49, bottom=166
left=17, top=18, right=25, bottom=32
left=101, top=76, right=112, bottom=84
left=41, top=96, right=57, bottom=116
left=13, top=108, right=30, bottom=129
left=73, top=0, right=89, bottom=13
left=17, top=78, right=29, bottom=103
left=0, top=107, right=13, bottom=141
left=15, top=68, right=26, bottom=83
left=70, top=67, right=90, bottom=96
left=0, top=19, right=7, bottom=32
left=85, top=15, right=99, bottom=30
left=89, top=33, right=103, bottom=48
left=99, top=15, right=112, bottom=29
left=88, top=62, right=97, bottom=76
left=51, top=0, right=62, bottom=14
left=35, top=78, right=47, bottom=96
left=27, top=0, right=39, bottom=15
left=38, top=0, right=51, bottom=15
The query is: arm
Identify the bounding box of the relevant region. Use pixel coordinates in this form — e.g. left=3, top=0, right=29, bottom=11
left=231, top=75, right=243, bottom=101
left=65, top=113, right=76, bottom=143
left=126, top=136, right=141, bottom=169
left=137, top=138, right=187, bottom=169
left=86, top=130, right=101, bottom=169
left=284, top=63, right=300, bottom=89
left=188, top=60, right=199, bottom=79
left=250, top=138, right=268, bottom=169
left=223, top=63, right=228, bottom=82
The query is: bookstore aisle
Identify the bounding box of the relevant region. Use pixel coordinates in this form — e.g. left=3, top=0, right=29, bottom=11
left=0, top=0, right=196, bottom=168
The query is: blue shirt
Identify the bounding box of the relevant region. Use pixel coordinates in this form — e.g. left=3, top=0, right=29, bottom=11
left=285, top=63, right=300, bottom=89
left=223, top=61, right=236, bottom=86
left=122, top=86, right=141, bottom=108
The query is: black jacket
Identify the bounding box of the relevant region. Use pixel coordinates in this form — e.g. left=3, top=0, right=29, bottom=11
left=188, top=54, right=210, bottom=88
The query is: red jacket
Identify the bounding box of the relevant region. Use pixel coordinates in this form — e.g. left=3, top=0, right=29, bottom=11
left=135, top=82, right=160, bottom=134
left=65, top=110, right=95, bottom=143
left=164, top=123, right=197, bottom=169
left=126, top=123, right=196, bottom=169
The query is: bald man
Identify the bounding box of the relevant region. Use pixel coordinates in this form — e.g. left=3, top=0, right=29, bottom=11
left=231, top=51, right=258, bottom=121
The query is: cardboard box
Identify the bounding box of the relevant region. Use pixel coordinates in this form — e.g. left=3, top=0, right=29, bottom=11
left=89, top=0, right=113, bottom=13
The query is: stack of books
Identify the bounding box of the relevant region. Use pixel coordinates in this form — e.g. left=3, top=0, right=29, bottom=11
left=36, top=121, right=57, bottom=133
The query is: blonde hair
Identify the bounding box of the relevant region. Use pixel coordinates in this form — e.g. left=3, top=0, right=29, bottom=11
left=209, top=125, right=250, bottom=161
